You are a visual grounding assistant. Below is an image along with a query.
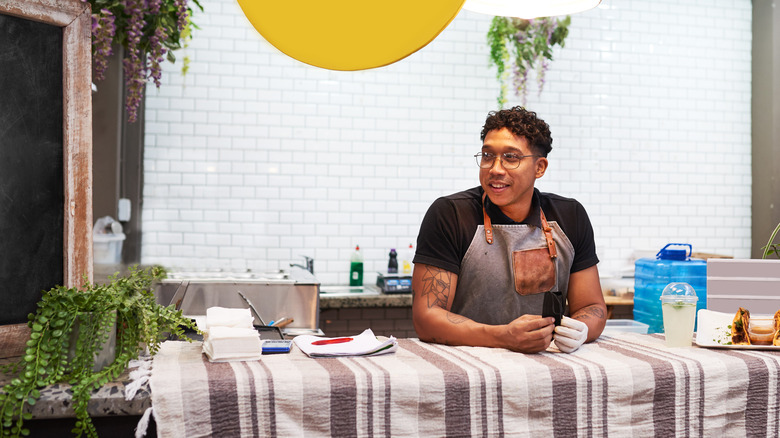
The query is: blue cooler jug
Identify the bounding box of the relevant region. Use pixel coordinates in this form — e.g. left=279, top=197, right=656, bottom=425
left=633, top=244, right=707, bottom=333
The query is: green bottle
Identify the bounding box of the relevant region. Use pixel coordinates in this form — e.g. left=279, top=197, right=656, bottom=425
left=349, top=245, right=363, bottom=286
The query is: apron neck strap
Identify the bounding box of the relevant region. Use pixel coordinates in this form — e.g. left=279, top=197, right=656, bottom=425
left=540, top=209, right=557, bottom=259
left=481, top=193, right=558, bottom=260
left=482, top=193, right=494, bottom=244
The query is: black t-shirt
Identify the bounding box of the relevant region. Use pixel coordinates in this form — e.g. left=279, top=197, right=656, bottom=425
left=414, top=186, right=599, bottom=276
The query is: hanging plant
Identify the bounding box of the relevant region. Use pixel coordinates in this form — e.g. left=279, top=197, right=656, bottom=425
left=487, top=15, right=571, bottom=108
left=86, top=0, right=204, bottom=123
left=0, top=266, right=197, bottom=438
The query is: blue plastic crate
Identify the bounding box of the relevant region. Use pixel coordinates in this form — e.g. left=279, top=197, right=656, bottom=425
left=633, top=308, right=664, bottom=334
left=633, top=244, right=707, bottom=333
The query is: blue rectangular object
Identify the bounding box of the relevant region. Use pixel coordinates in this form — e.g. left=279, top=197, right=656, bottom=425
left=634, top=255, right=707, bottom=333
left=262, top=340, right=292, bottom=354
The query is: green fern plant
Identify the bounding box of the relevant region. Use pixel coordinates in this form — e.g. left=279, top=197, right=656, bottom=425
left=0, top=266, right=197, bottom=437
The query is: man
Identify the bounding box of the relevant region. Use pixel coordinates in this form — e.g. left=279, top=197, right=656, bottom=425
left=412, top=107, right=606, bottom=354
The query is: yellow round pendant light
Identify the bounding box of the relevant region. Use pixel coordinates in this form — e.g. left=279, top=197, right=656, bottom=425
left=237, top=0, right=467, bottom=71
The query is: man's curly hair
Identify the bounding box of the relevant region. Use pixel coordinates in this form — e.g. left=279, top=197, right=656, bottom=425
left=479, top=106, right=553, bottom=157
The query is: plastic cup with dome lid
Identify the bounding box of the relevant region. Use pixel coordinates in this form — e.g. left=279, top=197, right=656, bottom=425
left=660, top=282, right=698, bottom=347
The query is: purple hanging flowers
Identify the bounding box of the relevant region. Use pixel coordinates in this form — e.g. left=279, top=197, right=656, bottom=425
left=487, top=15, right=571, bottom=108
left=91, top=9, right=116, bottom=82
left=84, top=0, right=203, bottom=123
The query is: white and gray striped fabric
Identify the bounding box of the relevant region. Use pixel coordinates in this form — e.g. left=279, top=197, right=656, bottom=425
left=150, top=333, right=780, bottom=437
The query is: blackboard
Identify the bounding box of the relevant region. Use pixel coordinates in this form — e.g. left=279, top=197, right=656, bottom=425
left=0, top=14, right=64, bottom=324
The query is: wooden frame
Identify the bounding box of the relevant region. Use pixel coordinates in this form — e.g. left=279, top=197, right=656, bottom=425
left=0, top=0, right=93, bottom=287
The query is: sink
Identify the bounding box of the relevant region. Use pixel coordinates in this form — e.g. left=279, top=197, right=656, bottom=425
left=166, top=269, right=292, bottom=283
left=319, top=285, right=381, bottom=297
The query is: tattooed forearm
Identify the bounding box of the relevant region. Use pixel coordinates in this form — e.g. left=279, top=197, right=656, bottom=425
left=420, top=266, right=453, bottom=310
left=446, top=312, right=467, bottom=324
left=572, top=304, right=606, bottom=321
left=428, top=336, right=454, bottom=346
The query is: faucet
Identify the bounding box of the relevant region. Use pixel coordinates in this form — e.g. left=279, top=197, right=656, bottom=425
left=290, top=255, right=314, bottom=275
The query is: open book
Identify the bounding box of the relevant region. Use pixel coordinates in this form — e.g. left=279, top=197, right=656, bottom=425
left=293, top=328, right=397, bottom=358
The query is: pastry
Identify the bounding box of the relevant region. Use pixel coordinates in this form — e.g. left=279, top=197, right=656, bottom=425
left=774, top=310, right=780, bottom=346
left=731, top=307, right=751, bottom=345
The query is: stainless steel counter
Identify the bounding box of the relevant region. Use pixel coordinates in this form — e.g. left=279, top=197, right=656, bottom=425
left=154, top=267, right=320, bottom=331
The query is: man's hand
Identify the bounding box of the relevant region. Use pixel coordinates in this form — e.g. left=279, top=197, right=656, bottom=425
left=553, top=316, right=588, bottom=353
left=501, top=315, right=555, bottom=353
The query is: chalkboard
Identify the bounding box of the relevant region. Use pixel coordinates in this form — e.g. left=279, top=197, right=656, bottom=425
left=0, top=14, right=65, bottom=324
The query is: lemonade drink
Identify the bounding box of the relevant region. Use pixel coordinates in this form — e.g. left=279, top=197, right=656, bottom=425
left=661, top=301, right=697, bottom=347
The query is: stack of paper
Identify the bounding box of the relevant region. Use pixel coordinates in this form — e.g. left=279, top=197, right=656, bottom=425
left=201, top=307, right=262, bottom=362
left=293, top=328, right=397, bottom=358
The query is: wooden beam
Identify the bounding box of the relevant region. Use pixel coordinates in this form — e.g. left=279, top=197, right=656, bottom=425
left=62, top=4, right=93, bottom=286
left=0, top=0, right=85, bottom=27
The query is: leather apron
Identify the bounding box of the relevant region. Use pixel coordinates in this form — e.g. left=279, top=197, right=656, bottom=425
left=450, top=196, right=575, bottom=325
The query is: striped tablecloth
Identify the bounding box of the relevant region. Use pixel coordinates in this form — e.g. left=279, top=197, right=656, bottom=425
left=150, top=333, right=780, bottom=437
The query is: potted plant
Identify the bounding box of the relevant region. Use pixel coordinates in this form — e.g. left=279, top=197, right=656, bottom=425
left=487, top=15, right=571, bottom=108
left=88, top=0, right=204, bottom=122
left=761, top=221, right=780, bottom=259
left=0, top=266, right=197, bottom=438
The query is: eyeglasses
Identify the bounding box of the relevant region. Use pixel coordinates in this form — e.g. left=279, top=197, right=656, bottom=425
left=474, top=151, right=540, bottom=169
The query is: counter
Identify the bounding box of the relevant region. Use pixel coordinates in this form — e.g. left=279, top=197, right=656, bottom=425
left=319, top=291, right=416, bottom=338
left=319, top=291, right=412, bottom=309
left=318, top=292, right=632, bottom=337
left=0, top=358, right=149, bottom=418
left=149, top=334, right=780, bottom=437
left=320, top=291, right=628, bottom=310
left=0, top=356, right=152, bottom=435
left=8, top=333, right=780, bottom=437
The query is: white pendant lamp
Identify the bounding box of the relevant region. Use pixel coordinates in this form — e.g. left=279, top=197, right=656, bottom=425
left=462, top=0, right=601, bottom=19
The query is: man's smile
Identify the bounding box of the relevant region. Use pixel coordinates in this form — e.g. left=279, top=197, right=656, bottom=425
left=488, top=181, right=511, bottom=190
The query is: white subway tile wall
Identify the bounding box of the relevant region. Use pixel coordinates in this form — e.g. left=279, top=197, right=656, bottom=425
left=142, top=0, right=752, bottom=285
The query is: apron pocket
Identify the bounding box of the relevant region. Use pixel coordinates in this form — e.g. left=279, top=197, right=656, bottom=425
left=512, top=247, right=556, bottom=295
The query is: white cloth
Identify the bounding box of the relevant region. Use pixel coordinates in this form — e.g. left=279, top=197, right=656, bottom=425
left=553, top=316, right=588, bottom=353
left=128, top=356, right=154, bottom=437
left=134, top=407, right=154, bottom=438
left=125, top=355, right=152, bottom=400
